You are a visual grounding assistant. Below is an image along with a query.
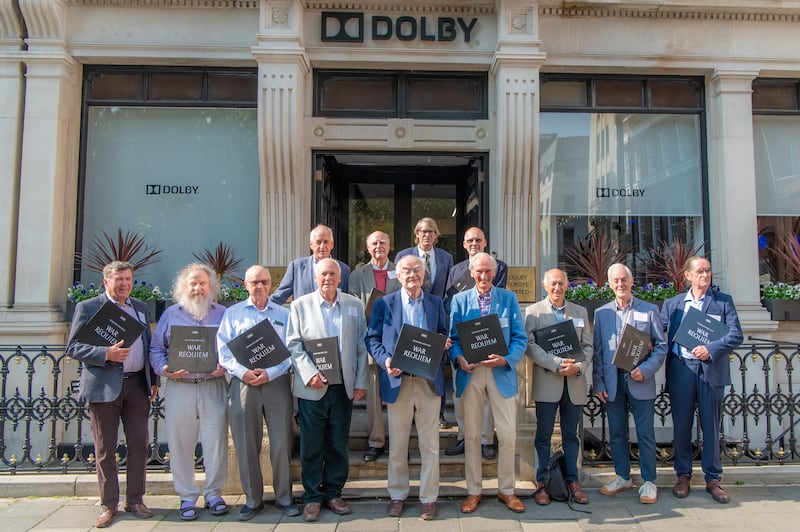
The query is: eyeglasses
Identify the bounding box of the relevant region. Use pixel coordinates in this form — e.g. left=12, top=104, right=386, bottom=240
left=417, top=229, right=436, bottom=234
left=247, top=279, right=270, bottom=286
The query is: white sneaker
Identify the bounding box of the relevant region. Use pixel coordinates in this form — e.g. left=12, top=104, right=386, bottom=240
left=600, top=476, right=634, bottom=496
left=639, top=481, right=657, bottom=504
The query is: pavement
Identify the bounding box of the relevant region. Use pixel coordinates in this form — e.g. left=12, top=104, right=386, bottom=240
left=1, top=465, right=799, bottom=531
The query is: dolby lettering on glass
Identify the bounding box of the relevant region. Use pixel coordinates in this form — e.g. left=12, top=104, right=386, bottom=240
left=321, top=12, right=478, bottom=43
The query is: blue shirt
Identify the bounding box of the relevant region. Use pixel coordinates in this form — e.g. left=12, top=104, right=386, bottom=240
left=150, top=302, right=226, bottom=379
left=216, top=298, right=292, bottom=382
left=400, top=289, right=426, bottom=328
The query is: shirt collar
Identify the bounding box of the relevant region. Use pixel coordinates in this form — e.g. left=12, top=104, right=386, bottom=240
left=315, top=290, right=340, bottom=308
left=401, top=289, right=424, bottom=306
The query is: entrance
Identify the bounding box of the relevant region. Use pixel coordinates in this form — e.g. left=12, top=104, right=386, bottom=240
left=313, top=152, right=488, bottom=266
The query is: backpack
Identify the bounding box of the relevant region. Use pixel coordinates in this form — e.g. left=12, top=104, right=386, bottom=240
left=536, top=450, right=592, bottom=513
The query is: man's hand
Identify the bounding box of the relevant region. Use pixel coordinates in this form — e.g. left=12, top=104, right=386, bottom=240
left=457, top=355, right=477, bottom=373
left=444, top=337, right=452, bottom=350
left=596, top=390, right=608, bottom=403
left=630, top=368, right=645, bottom=382
left=691, top=345, right=710, bottom=361
left=106, top=340, right=130, bottom=363
left=481, top=354, right=508, bottom=368
left=162, top=365, right=188, bottom=381
left=557, top=359, right=580, bottom=377
left=385, top=357, right=402, bottom=377
left=243, top=368, right=269, bottom=386
left=210, top=364, right=227, bottom=378
left=309, top=372, right=328, bottom=389
left=353, top=388, right=366, bottom=401
left=149, top=385, right=159, bottom=402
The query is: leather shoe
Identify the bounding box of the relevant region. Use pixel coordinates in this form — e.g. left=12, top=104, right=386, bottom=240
left=236, top=503, right=264, bottom=521
left=461, top=494, right=481, bottom=513
left=95, top=506, right=117, bottom=528
left=302, top=502, right=321, bottom=522
left=706, top=479, right=729, bottom=503
left=363, top=446, right=385, bottom=462
left=568, top=482, right=589, bottom=504
left=324, top=497, right=352, bottom=515
left=420, top=502, right=437, bottom=520
left=497, top=492, right=526, bottom=513
left=387, top=499, right=404, bottom=517
left=277, top=502, right=301, bottom=517
left=445, top=439, right=465, bottom=456
left=124, top=502, right=153, bottom=519
left=481, top=444, right=496, bottom=459
left=439, top=415, right=453, bottom=428
left=533, top=482, right=551, bottom=505
left=673, top=475, right=691, bottom=498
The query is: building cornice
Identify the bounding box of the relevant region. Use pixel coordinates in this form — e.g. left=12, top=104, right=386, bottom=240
left=66, top=0, right=258, bottom=8
left=540, top=2, right=800, bottom=23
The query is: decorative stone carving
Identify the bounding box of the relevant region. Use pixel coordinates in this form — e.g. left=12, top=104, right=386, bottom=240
left=18, top=0, right=67, bottom=42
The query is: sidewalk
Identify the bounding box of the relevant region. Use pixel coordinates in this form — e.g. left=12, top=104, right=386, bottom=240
left=1, top=466, right=799, bottom=531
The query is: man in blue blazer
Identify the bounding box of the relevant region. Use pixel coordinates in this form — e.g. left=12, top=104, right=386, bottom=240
left=367, top=255, right=450, bottom=520
left=593, top=263, right=667, bottom=505
left=394, top=217, right=454, bottom=300
left=270, top=224, right=351, bottom=305
left=449, top=253, right=528, bottom=515
left=661, top=256, right=743, bottom=503
left=66, top=261, right=158, bottom=528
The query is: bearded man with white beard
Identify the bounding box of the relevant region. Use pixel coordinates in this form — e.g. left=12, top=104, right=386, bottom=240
left=149, top=263, right=230, bottom=521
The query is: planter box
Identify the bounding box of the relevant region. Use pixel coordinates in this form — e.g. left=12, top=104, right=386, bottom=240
left=762, top=299, right=800, bottom=321
left=569, top=299, right=663, bottom=322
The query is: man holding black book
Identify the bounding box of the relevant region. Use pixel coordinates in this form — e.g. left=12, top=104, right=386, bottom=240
left=593, top=263, right=667, bottom=504
left=66, top=261, right=158, bottom=528
left=449, top=252, right=528, bottom=514
left=348, top=230, right=401, bottom=463
left=287, top=258, right=368, bottom=522
left=366, top=255, right=450, bottom=520
left=661, top=256, right=743, bottom=503
left=525, top=268, right=593, bottom=505
left=216, top=265, right=298, bottom=521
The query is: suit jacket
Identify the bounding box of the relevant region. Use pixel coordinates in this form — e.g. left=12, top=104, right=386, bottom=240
left=347, top=260, right=401, bottom=307
left=66, top=293, right=156, bottom=403
left=287, top=290, right=368, bottom=401
left=661, top=289, right=743, bottom=389
left=525, top=299, right=593, bottom=405
left=270, top=256, right=351, bottom=305
left=592, top=297, right=667, bottom=401
left=394, top=246, right=453, bottom=300
left=444, top=257, right=508, bottom=311
left=449, top=286, right=528, bottom=399
left=366, top=291, right=448, bottom=403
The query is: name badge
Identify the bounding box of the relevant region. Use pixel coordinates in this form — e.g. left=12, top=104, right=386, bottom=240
left=708, top=314, right=721, bottom=322
left=499, top=317, right=509, bottom=328
left=388, top=271, right=397, bottom=279
left=633, top=311, right=648, bottom=322
left=572, top=318, right=585, bottom=328
left=137, top=311, right=146, bottom=323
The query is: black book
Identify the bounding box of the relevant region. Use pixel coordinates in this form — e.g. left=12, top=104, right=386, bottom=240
left=168, top=326, right=219, bottom=373
left=226, top=319, right=291, bottom=370
left=391, top=324, right=447, bottom=380
left=365, top=288, right=386, bottom=321
left=673, top=307, right=729, bottom=351
left=533, top=320, right=584, bottom=362
left=455, top=314, right=509, bottom=364
left=304, top=336, right=342, bottom=385
left=612, top=324, right=653, bottom=372
left=446, top=268, right=475, bottom=298
left=73, top=300, right=146, bottom=348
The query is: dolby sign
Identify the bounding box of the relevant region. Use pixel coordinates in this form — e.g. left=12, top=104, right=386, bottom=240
left=321, top=12, right=479, bottom=43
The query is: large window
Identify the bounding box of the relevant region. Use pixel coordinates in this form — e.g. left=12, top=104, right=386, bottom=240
left=539, top=76, right=706, bottom=285
left=77, top=68, right=259, bottom=292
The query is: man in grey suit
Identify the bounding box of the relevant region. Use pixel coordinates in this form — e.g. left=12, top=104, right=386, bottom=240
left=66, top=261, right=158, bottom=528
left=525, top=268, right=593, bottom=505
left=270, top=224, right=351, bottom=305
left=287, top=258, right=368, bottom=522
left=348, top=230, right=401, bottom=462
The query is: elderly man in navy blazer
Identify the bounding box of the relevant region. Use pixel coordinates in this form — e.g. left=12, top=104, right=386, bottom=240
left=66, top=261, right=158, bottom=528
left=661, top=256, right=742, bottom=503
left=394, top=217, right=453, bottom=300
left=367, top=255, right=450, bottom=520
left=593, top=263, right=667, bottom=505
left=270, top=224, right=351, bottom=305
left=449, top=252, right=528, bottom=515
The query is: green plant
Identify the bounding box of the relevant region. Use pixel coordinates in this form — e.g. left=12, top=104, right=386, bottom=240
left=564, top=231, right=630, bottom=286
left=565, top=280, right=614, bottom=301
left=192, top=242, right=244, bottom=284
left=67, top=282, right=101, bottom=302
left=633, top=282, right=680, bottom=301
left=83, top=229, right=163, bottom=273
left=130, top=280, right=163, bottom=301
left=640, top=239, right=706, bottom=291
left=761, top=282, right=800, bottom=300
left=219, top=282, right=249, bottom=301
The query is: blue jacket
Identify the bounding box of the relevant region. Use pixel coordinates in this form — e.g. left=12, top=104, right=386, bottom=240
left=449, top=286, right=528, bottom=399
left=394, top=246, right=454, bottom=300
left=270, top=255, right=351, bottom=305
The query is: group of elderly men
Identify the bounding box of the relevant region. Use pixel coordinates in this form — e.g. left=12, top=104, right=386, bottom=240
left=67, top=219, right=743, bottom=528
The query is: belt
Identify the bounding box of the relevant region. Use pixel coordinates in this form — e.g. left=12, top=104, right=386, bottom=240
left=123, top=370, right=144, bottom=379
left=177, top=377, right=220, bottom=384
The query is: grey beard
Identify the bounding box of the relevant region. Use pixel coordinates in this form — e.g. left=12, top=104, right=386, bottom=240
left=179, top=294, right=213, bottom=321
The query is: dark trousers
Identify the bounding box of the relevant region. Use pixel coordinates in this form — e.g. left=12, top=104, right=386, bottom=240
left=605, top=372, right=657, bottom=482
left=535, top=380, right=582, bottom=483
left=297, top=384, right=353, bottom=503
left=88, top=372, right=150, bottom=508
left=668, top=355, right=724, bottom=482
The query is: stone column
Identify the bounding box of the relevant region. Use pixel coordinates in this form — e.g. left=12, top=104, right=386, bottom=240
left=707, top=69, right=776, bottom=332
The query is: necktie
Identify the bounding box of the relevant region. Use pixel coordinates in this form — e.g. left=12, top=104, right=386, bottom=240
left=422, top=252, right=432, bottom=293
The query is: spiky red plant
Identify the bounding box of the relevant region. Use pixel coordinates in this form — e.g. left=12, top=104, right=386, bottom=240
left=192, top=242, right=244, bottom=284
left=564, top=232, right=630, bottom=286
left=83, top=229, right=163, bottom=273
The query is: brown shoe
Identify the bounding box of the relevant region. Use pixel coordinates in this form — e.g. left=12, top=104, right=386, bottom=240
left=95, top=506, right=117, bottom=528
left=420, top=502, right=437, bottom=521
left=533, top=482, right=551, bottom=505
left=568, top=482, right=589, bottom=504
left=497, top=492, right=526, bottom=513
left=324, top=497, right=352, bottom=515
left=706, top=479, right=729, bottom=504
left=387, top=499, right=404, bottom=517
left=673, top=475, right=691, bottom=498
left=302, top=502, right=321, bottom=522
left=124, top=502, right=153, bottom=519
left=461, top=494, right=481, bottom=513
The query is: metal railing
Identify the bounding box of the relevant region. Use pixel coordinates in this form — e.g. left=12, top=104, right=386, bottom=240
left=1, top=341, right=799, bottom=473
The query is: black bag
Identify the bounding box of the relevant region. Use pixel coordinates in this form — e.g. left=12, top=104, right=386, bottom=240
left=536, top=450, right=592, bottom=513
